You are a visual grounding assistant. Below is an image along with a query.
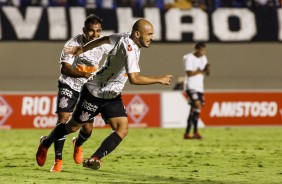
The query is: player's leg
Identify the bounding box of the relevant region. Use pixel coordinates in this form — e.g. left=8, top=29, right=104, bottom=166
left=72, top=122, right=93, bottom=164
left=192, top=100, right=202, bottom=139
left=83, top=117, right=128, bottom=170
left=50, top=112, right=71, bottom=172
left=83, top=95, right=127, bottom=170
left=51, top=82, right=80, bottom=171
left=184, top=90, right=195, bottom=139
left=184, top=107, right=193, bottom=139
left=93, top=116, right=128, bottom=158
left=36, top=118, right=82, bottom=167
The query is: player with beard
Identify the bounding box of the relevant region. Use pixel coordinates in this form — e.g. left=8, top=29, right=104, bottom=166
left=36, top=19, right=173, bottom=171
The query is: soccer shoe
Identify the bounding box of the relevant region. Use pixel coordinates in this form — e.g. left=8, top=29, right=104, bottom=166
left=83, top=157, right=102, bottom=170
left=72, top=137, right=83, bottom=164
left=184, top=133, right=192, bottom=139
left=36, top=136, right=49, bottom=166
left=50, top=159, right=63, bottom=172
left=193, top=132, right=203, bottom=139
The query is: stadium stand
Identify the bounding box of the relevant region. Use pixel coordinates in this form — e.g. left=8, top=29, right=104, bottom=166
left=0, top=0, right=281, bottom=8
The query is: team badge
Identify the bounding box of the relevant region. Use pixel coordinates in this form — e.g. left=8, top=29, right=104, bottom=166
left=127, top=44, right=132, bottom=51
left=79, top=111, right=91, bottom=122
left=59, top=97, right=69, bottom=109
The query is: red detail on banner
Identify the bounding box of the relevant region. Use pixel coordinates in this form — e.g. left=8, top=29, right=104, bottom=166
left=201, top=92, right=282, bottom=126
left=0, top=93, right=160, bottom=129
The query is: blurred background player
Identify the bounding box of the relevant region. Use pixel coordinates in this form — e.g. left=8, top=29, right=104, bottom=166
left=36, top=18, right=173, bottom=171
left=52, top=14, right=111, bottom=172
left=183, top=42, right=210, bottom=140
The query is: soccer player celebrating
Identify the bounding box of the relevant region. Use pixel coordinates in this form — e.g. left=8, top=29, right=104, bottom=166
left=51, top=14, right=111, bottom=172
left=36, top=19, right=173, bottom=170
left=183, top=42, right=210, bottom=139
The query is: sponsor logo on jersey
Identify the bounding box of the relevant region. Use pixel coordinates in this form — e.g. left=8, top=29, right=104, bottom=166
left=82, top=100, right=98, bottom=112
left=59, top=97, right=69, bottom=109
left=79, top=111, right=91, bottom=122
left=60, top=88, right=73, bottom=98
left=209, top=101, right=278, bottom=117
left=127, top=44, right=132, bottom=51
left=0, top=96, right=13, bottom=126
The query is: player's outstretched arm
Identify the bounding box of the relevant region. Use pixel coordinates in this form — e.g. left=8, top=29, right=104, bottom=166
left=64, top=36, right=110, bottom=56
left=128, top=72, right=173, bottom=85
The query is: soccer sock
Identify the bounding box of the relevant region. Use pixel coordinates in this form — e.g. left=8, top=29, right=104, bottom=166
left=75, top=128, right=92, bottom=147
left=54, top=135, right=66, bottom=160
left=43, top=122, right=68, bottom=148
left=192, top=110, right=200, bottom=133
left=92, top=132, right=122, bottom=159
left=185, top=111, right=193, bottom=134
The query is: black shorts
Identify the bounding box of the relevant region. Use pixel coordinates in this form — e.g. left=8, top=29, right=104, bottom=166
left=56, top=81, right=80, bottom=113
left=72, top=85, right=127, bottom=123
left=186, top=89, right=205, bottom=106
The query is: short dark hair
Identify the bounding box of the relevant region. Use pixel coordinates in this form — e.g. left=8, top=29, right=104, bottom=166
left=84, top=14, right=103, bottom=27
left=195, top=42, right=206, bottom=49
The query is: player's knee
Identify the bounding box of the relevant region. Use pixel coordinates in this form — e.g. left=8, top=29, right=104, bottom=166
left=57, top=113, right=71, bottom=124
left=81, top=124, right=93, bottom=135
left=116, top=127, right=128, bottom=139
left=65, top=119, right=81, bottom=133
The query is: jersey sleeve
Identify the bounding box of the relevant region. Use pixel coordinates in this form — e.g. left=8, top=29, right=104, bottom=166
left=183, top=54, right=194, bottom=71
left=60, top=38, right=79, bottom=64
left=124, top=42, right=140, bottom=74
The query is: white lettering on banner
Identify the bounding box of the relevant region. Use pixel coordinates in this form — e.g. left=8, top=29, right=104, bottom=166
left=144, top=8, right=161, bottom=40
left=33, top=116, right=57, bottom=128
left=116, top=8, right=139, bottom=35
left=116, top=8, right=162, bottom=40
left=2, top=7, right=43, bottom=39
left=210, top=101, right=278, bottom=117
left=69, top=7, right=85, bottom=37
left=212, top=8, right=256, bottom=41
left=48, top=7, right=67, bottom=40
left=165, top=8, right=209, bottom=41
left=277, top=9, right=282, bottom=41
left=21, top=96, right=56, bottom=115
left=52, top=96, right=57, bottom=115
left=0, top=7, right=280, bottom=41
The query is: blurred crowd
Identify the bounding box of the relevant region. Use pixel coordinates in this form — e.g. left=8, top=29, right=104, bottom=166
left=0, top=0, right=281, bottom=9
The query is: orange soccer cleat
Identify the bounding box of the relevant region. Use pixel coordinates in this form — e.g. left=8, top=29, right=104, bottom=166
left=184, top=133, right=193, bottom=140
left=193, top=132, right=203, bottom=139
left=72, top=137, right=83, bottom=164
left=50, top=159, right=63, bottom=172
left=36, top=136, right=49, bottom=166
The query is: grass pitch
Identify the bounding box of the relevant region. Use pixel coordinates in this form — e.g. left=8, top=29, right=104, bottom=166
left=0, top=127, right=281, bottom=184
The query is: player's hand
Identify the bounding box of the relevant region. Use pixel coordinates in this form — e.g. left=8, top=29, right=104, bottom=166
left=84, top=72, right=92, bottom=79
left=64, top=46, right=83, bottom=56
left=204, top=64, right=211, bottom=76
left=160, top=75, right=173, bottom=85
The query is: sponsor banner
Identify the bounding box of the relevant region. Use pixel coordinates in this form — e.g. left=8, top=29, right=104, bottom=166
left=0, top=93, right=160, bottom=129
left=201, top=92, right=282, bottom=126
left=0, top=7, right=281, bottom=42
left=161, top=91, right=282, bottom=127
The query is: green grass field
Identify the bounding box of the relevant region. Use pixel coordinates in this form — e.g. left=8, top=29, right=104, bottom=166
left=0, top=127, right=281, bottom=184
